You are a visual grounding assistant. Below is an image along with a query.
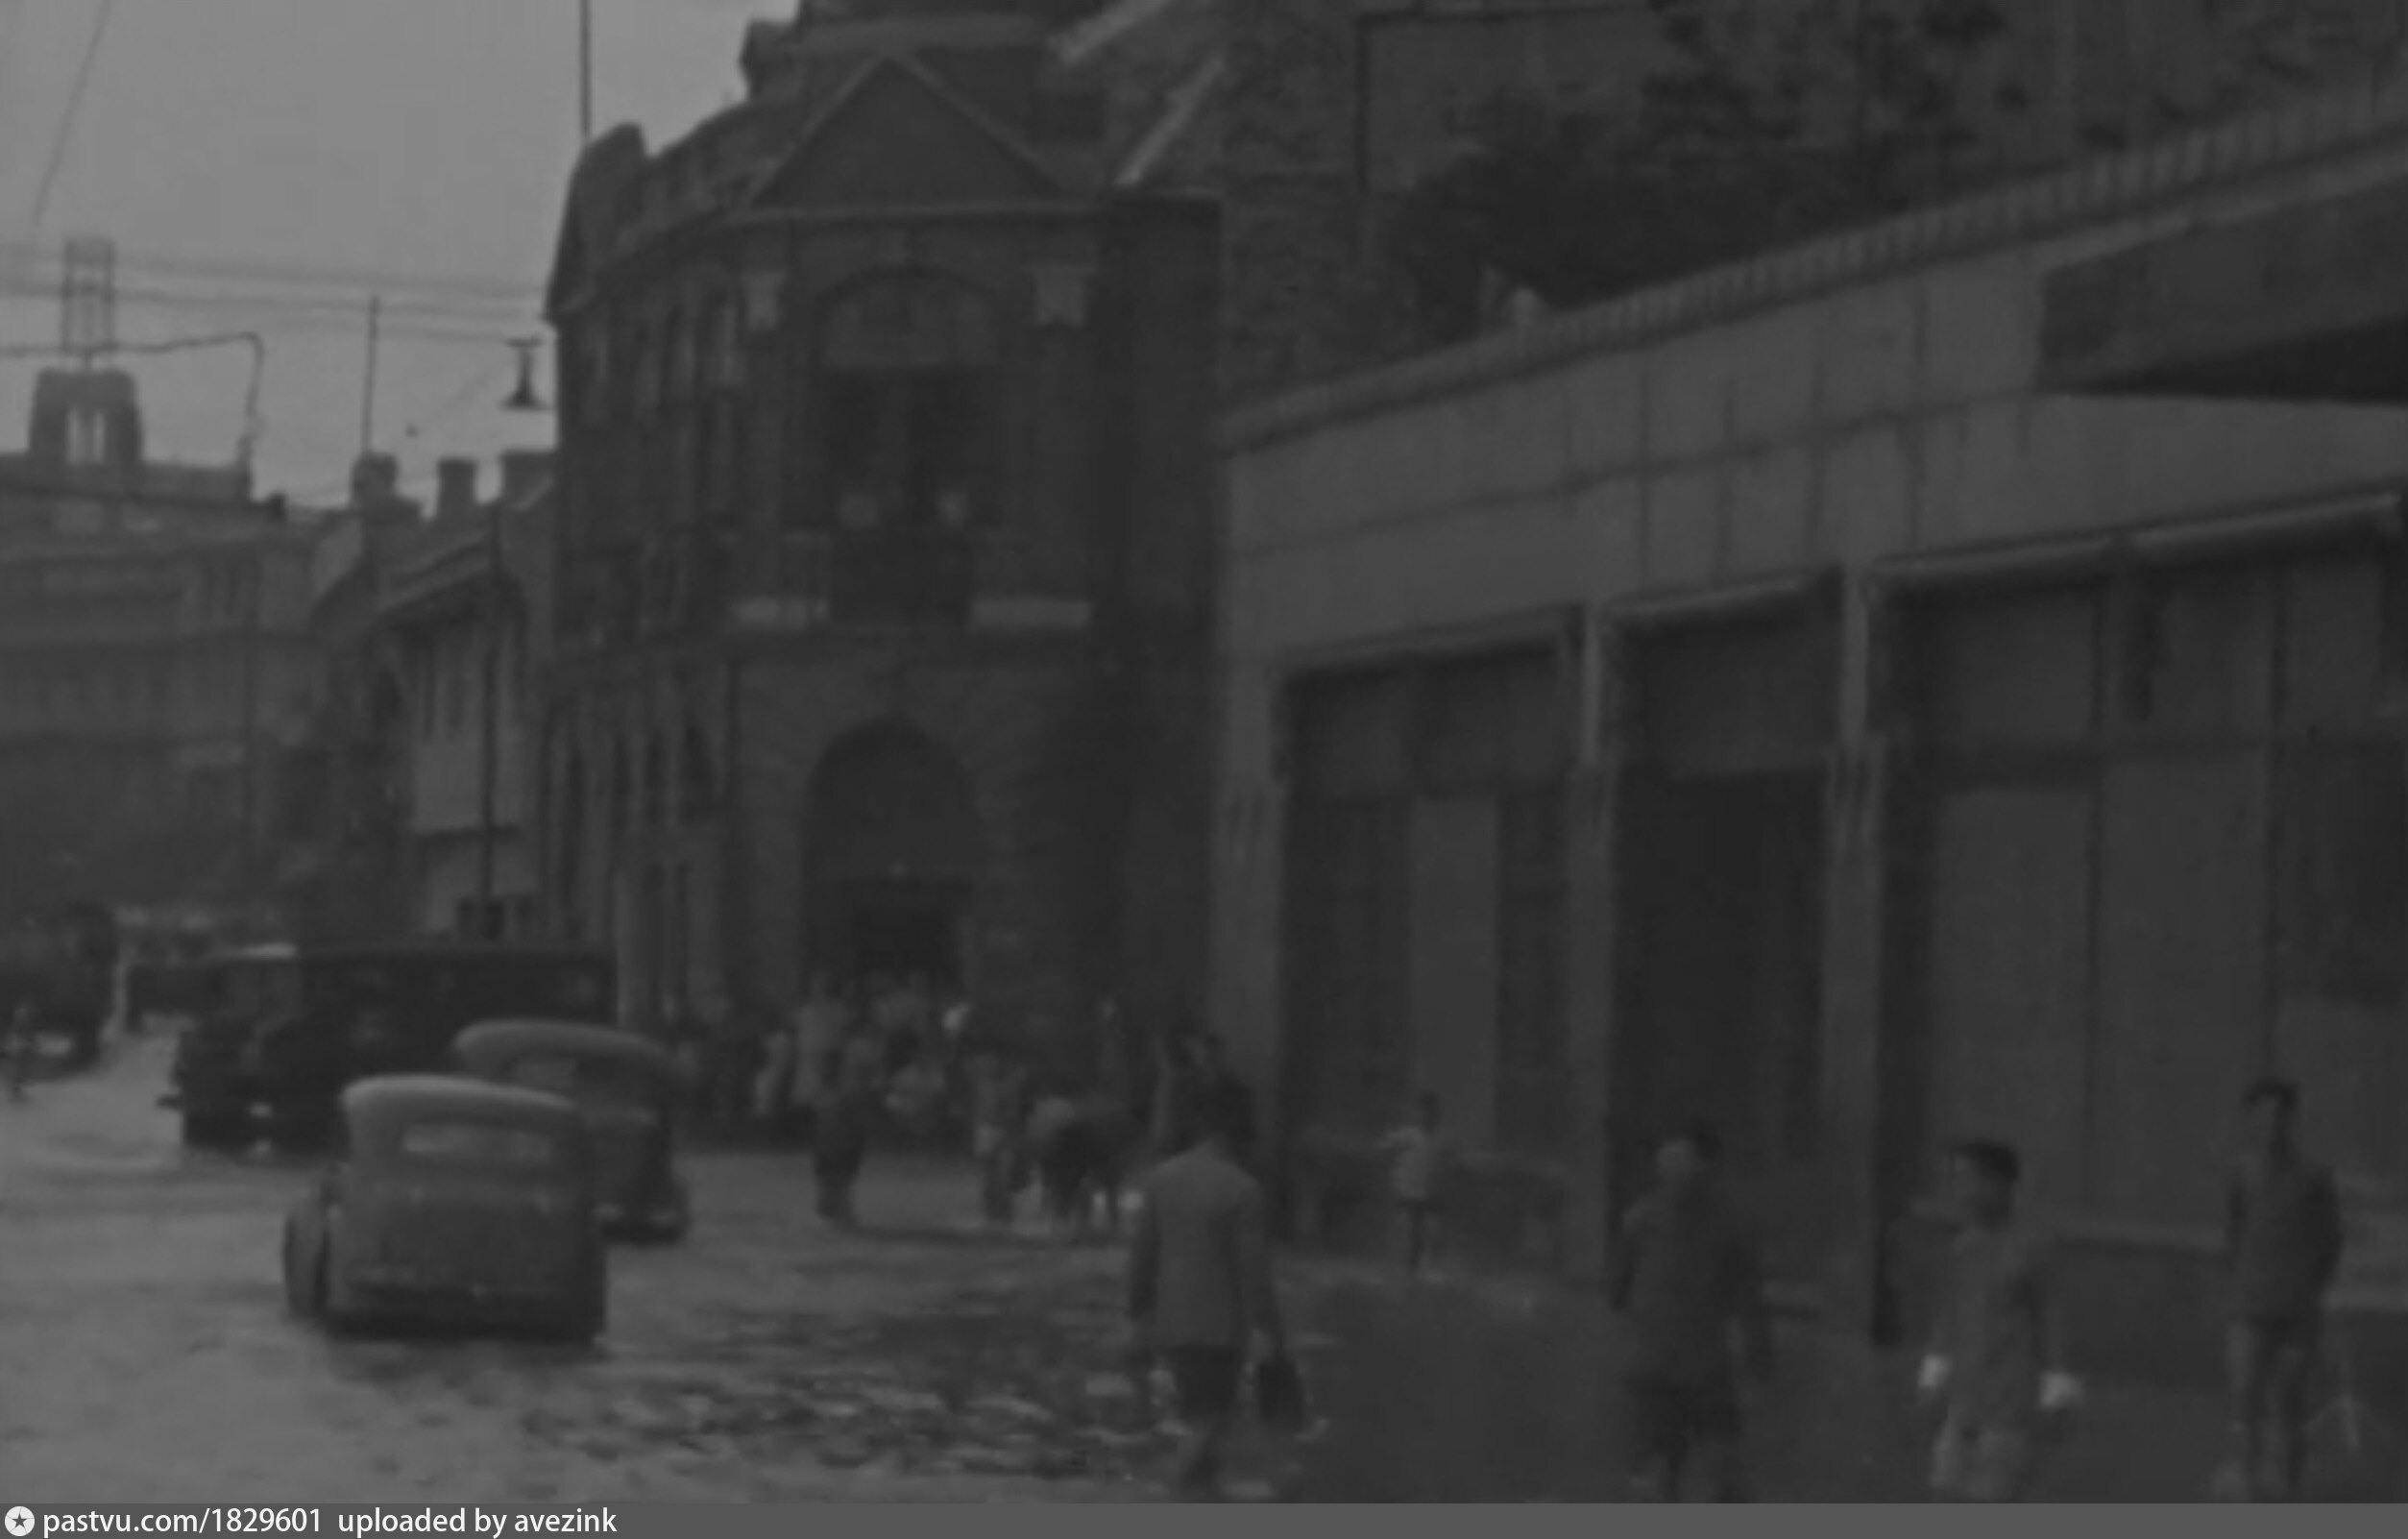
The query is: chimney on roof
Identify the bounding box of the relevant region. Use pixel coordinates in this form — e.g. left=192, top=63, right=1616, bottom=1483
left=350, top=452, right=403, bottom=507
left=499, top=449, right=552, bottom=508
left=436, top=457, right=479, bottom=524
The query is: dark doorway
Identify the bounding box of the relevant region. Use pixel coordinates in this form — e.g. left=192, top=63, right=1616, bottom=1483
left=842, top=880, right=962, bottom=989
left=1614, top=770, right=1826, bottom=1280
left=802, top=721, right=986, bottom=992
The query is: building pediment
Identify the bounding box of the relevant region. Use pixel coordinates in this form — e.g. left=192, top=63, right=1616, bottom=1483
left=747, top=52, right=1072, bottom=213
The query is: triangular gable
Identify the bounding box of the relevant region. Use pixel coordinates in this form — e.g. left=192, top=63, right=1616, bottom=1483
left=747, top=53, right=1071, bottom=211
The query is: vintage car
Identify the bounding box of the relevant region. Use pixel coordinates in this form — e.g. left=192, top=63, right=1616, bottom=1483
left=280, top=1075, right=608, bottom=1340
left=452, top=1019, right=692, bottom=1243
left=169, top=940, right=614, bottom=1153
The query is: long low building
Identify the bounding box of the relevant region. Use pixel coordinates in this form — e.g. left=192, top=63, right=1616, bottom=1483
left=1214, top=72, right=2408, bottom=1380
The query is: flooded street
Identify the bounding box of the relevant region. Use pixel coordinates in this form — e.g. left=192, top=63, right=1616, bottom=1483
left=0, top=1038, right=1240, bottom=1502
left=7, top=1038, right=2399, bottom=1503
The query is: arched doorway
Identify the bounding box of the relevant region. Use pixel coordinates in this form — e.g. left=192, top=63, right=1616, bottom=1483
left=803, top=721, right=983, bottom=990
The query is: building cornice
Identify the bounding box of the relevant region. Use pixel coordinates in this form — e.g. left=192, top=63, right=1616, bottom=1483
left=1221, top=64, right=2408, bottom=452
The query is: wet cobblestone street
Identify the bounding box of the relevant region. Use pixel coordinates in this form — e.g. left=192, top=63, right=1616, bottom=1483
left=7, top=1038, right=2399, bottom=1502
left=0, top=1038, right=1240, bottom=1502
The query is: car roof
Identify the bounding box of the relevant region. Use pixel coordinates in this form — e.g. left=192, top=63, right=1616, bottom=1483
left=455, top=1018, right=666, bottom=1065
left=340, top=1073, right=583, bottom=1122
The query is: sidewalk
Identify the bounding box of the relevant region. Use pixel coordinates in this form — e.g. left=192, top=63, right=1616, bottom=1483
left=1277, top=1262, right=2408, bottom=1502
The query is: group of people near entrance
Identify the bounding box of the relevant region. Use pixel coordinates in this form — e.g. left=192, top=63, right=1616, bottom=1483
left=1592, top=1075, right=2346, bottom=1502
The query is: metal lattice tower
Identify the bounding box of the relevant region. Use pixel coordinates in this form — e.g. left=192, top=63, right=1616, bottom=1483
left=59, top=234, right=116, bottom=367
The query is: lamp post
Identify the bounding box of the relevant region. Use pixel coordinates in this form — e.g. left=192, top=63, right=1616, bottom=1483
left=480, top=341, right=549, bottom=940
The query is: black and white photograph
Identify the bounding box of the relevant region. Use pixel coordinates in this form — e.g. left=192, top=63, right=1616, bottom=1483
left=0, top=0, right=2405, bottom=1506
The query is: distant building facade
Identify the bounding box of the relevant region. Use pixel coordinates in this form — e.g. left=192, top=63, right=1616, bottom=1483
left=273, top=454, right=428, bottom=943
left=0, top=366, right=314, bottom=917
left=379, top=452, right=552, bottom=940
left=541, top=0, right=1219, bottom=1043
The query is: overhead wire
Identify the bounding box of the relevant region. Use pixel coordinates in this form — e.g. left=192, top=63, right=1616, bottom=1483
left=400, top=353, right=522, bottom=441
left=23, top=0, right=118, bottom=239
left=0, top=241, right=545, bottom=307
left=0, top=284, right=530, bottom=348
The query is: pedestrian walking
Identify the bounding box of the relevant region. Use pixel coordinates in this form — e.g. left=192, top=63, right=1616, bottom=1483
left=753, top=1012, right=795, bottom=1133
left=1127, top=1082, right=1289, bottom=1501
left=1028, top=1077, right=1092, bottom=1235
left=971, top=1053, right=1027, bottom=1227
left=812, top=1052, right=868, bottom=1227
left=1379, top=1091, right=1451, bottom=1274
left=1609, top=1119, right=1774, bottom=1502
left=1918, top=1137, right=2084, bottom=1502
left=2215, top=1077, right=2347, bottom=1502
left=1165, top=1031, right=1258, bottom=1160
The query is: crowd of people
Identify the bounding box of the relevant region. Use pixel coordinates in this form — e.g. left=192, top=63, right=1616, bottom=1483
left=653, top=981, right=1263, bottom=1245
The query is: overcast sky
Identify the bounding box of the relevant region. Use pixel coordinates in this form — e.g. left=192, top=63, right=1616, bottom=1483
left=0, top=0, right=781, bottom=504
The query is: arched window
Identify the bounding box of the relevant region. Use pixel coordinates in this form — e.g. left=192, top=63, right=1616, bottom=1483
left=814, top=271, right=998, bottom=530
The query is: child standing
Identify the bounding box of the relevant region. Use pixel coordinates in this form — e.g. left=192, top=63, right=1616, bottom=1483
left=1919, top=1138, right=2083, bottom=1502
left=2219, top=1077, right=2346, bottom=1502
left=1379, top=1092, right=1449, bottom=1274
left=1609, top=1119, right=1774, bottom=1502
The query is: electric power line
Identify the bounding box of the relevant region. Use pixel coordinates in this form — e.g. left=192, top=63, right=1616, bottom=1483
left=0, top=241, right=544, bottom=308
left=0, top=284, right=529, bottom=349
left=0, top=272, right=531, bottom=326
left=24, top=0, right=119, bottom=239
left=0, top=474, right=274, bottom=517
left=401, top=354, right=522, bottom=441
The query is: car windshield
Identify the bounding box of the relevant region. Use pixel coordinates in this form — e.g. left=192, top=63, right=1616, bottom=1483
left=393, top=1119, right=563, bottom=1170
left=502, top=1051, right=657, bottom=1112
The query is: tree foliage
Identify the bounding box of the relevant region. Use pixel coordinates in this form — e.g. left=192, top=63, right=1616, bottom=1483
left=1384, top=0, right=2015, bottom=342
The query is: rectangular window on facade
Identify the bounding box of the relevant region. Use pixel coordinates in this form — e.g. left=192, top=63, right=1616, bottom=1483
left=2113, top=565, right=2272, bottom=738
left=905, top=373, right=990, bottom=527
left=1910, top=583, right=2101, bottom=752
left=1418, top=648, right=1567, bottom=793
left=818, top=369, right=991, bottom=528
left=824, top=374, right=890, bottom=527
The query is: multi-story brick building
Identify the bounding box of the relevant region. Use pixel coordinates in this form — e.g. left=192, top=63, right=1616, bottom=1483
left=0, top=366, right=316, bottom=917
left=540, top=0, right=1219, bottom=1043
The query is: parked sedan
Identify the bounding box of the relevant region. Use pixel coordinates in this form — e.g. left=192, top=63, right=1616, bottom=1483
left=451, top=1019, right=691, bottom=1243
left=280, top=1075, right=607, bottom=1341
